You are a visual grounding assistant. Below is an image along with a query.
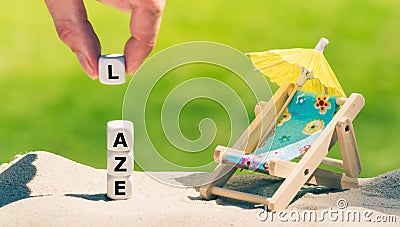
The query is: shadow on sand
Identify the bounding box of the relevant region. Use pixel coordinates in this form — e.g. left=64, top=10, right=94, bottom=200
left=0, top=154, right=37, bottom=208
left=180, top=172, right=341, bottom=209
left=65, top=193, right=110, bottom=202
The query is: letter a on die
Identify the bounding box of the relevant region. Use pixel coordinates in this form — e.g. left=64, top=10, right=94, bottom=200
left=107, top=120, right=134, bottom=151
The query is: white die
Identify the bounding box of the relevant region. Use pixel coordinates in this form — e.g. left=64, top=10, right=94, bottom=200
left=99, top=54, right=126, bottom=85
left=107, top=174, right=133, bottom=200
left=107, top=120, right=134, bottom=151
left=107, top=150, right=133, bottom=176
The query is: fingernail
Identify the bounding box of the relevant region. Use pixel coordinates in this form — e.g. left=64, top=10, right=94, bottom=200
left=77, top=54, right=96, bottom=79
left=127, top=62, right=141, bottom=76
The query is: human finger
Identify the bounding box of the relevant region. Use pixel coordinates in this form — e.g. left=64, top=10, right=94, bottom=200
left=124, top=0, right=166, bottom=74
left=45, top=0, right=101, bottom=79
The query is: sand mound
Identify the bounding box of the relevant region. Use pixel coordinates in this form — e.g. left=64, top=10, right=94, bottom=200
left=0, top=151, right=398, bottom=226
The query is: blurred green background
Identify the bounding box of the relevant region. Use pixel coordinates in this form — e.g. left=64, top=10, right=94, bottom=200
left=0, top=0, right=399, bottom=177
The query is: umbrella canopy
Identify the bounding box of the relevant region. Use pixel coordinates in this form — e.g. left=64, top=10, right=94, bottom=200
left=249, top=38, right=346, bottom=97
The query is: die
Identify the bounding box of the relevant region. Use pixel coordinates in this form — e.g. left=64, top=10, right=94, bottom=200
left=107, top=150, right=133, bottom=176
left=107, top=174, right=133, bottom=200
left=106, top=120, right=134, bottom=200
left=99, top=54, right=126, bottom=85
left=107, top=120, right=134, bottom=152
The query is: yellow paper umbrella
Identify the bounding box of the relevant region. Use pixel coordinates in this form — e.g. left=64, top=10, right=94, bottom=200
left=249, top=38, right=346, bottom=97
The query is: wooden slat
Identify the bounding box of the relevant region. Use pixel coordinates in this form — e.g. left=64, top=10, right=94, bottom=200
left=210, top=186, right=270, bottom=205
left=237, top=99, right=276, bottom=154
left=298, top=153, right=345, bottom=169
left=336, top=98, right=347, bottom=105
left=269, top=159, right=358, bottom=189
left=321, top=157, right=344, bottom=169
left=254, top=101, right=267, bottom=116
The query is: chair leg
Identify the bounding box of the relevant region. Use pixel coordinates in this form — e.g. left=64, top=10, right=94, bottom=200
left=268, top=93, right=365, bottom=211
left=200, top=164, right=237, bottom=199
left=336, top=119, right=362, bottom=177
left=268, top=126, right=335, bottom=211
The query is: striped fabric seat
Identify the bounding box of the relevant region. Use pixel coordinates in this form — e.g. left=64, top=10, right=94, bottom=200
left=223, top=90, right=338, bottom=172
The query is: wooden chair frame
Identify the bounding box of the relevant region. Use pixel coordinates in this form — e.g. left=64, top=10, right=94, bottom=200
left=200, top=83, right=365, bottom=211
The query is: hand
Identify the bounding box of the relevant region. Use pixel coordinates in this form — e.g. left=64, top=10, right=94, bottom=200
left=45, top=0, right=166, bottom=79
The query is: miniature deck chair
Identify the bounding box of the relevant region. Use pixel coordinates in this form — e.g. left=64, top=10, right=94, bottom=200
left=200, top=82, right=365, bottom=211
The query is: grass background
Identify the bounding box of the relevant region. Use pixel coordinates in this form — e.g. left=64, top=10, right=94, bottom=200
left=0, top=0, right=399, bottom=177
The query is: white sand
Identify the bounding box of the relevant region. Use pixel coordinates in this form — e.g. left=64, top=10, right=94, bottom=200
left=0, top=151, right=398, bottom=226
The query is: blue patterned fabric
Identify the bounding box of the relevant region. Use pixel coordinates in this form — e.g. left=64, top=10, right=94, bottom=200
left=224, top=91, right=338, bottom=172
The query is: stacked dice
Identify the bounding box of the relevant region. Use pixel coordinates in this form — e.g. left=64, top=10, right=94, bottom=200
left=100, top=54, right=132, bottom=199
left=107, top=120, right=134, bottom=200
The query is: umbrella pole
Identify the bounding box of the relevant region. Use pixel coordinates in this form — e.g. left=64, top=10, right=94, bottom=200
left=276, top=84, right=299, bottom=118
left=256, top=84, right=299, bottom=147
left=256, top=67, right=311, bottom=148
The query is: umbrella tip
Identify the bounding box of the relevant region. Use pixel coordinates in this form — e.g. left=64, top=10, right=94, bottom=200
left=315, top=37, right=330, bottom=52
